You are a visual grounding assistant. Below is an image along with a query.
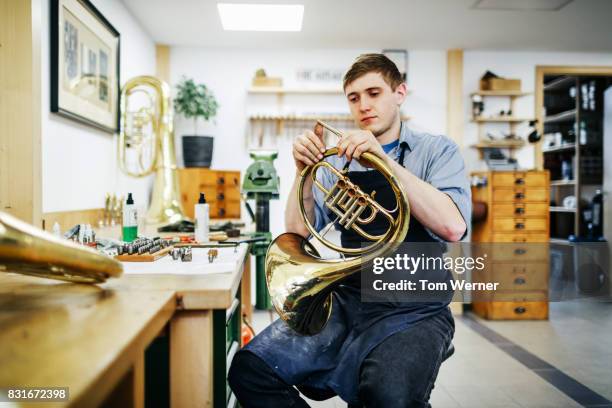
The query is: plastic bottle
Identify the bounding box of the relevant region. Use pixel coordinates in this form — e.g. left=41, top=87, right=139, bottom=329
left=122, top=193, right=138, bottom=242
left=592, top=189, right=603, bottom=238
left=579, top=121, right=587, bottom=145
left=195, top=192, right=210, bottom=243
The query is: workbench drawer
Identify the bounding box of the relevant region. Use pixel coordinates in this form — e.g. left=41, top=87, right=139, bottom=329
left=492, top=217, right=547, bottom=233
left=491, top=233, right=549, bottom=243
left=491, top=203, right=548, bottom=217
left=473, top=262, right=549, bottom=291
left=487, top=243, right=549, bottom=262
left=492, top=188, right=548, bottom=203
left=472, top=300, right=548, bottom=320
left=492, top=172, right=548, bottom=188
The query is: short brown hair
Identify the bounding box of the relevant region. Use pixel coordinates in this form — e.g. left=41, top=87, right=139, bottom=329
left=343, top=53, right=404, bottom=91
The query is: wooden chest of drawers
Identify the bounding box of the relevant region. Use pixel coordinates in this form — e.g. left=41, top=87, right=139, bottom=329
left=471, top=170, right=550, bottom=320
left=177, top=169, right=241, bottom=219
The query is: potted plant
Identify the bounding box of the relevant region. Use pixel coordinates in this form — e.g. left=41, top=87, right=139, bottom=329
left=174, top=77, right=219, bottom=168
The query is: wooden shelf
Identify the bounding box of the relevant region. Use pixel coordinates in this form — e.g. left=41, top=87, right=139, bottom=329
left=248, top=87, right=344, bottom=95
left=543, top=109, right=576, bottom=124
left=248, top=86, right=413, bottom=96
left=550, top=237, right=573, bottom=245
left=543, top=76, right=575, bottom=92
left=550, top=206, right=577, bottom=213
left=471, top=91, right=531, bottom=97
left=472, top=140, right=525, bottom=149
left=542, top=143, right=576, bottom=153
left=249, top=114, right=411, bottom=121
left=550, top=179, right=575, bottom=186
left=472, top=116, right=533, bottom=123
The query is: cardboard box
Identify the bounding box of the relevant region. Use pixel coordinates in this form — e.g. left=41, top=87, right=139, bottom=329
left=252, top=76, right=283, bottom=87
left=480, top=78, right=521, bottom=91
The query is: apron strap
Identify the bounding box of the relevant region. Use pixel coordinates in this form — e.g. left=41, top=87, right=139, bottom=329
left=398, top=141, right=408, bottom=166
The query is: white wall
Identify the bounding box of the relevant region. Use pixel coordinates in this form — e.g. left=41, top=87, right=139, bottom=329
left=462, top=51, right=612, bottom=174
left=170, top=48, right=448, bottom=237
left=41, top=0, right=156, bottom=213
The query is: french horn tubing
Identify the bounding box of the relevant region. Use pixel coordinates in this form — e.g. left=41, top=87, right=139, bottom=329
left=0, top=211, right=123, bottom=284
left=265, top=122, right=410, bottom=335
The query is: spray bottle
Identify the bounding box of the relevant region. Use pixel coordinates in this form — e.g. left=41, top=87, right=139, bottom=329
left=122, top=193, right=138, bottom=242
left=195, top=192, right=210, bottom=243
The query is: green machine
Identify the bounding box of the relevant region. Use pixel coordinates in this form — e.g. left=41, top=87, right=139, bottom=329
left=242, top=150, right=280, bottom=309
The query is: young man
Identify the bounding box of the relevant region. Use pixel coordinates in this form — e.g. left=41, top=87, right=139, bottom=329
left=229, top=54, right=471, bottom=407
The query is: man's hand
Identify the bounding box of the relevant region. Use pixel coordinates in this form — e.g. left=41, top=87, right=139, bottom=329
left=336, top=130, right=386, bottom=165
left=293, top=127, right=326, bottom=171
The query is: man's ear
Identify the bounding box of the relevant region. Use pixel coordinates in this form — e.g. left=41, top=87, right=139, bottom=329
left=394, top=83, right=408, bottom=105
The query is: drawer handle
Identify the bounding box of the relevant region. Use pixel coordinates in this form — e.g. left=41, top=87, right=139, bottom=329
left=514, top=277, right=526, bottom=285
left=515, top=223, right=525, bottom=230
left=515, top=178, right=525, bottom=185
left=218, top=193, right=225, bottom=201
left=219, top=208, right=226, bottom=216
left=515, top=207, right=525, bottom=215
left=514, top=306, right=527, bottom=314
left=218, top=177, right=225, bottom=185
left=514, top=248, right=526, bottom=255
left=515, top=192, right=525, bottom=199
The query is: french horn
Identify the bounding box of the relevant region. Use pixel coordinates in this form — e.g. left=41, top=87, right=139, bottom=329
left=0, top=211, right=122, bottom=283
left=265, top=122, right=410, bottom=335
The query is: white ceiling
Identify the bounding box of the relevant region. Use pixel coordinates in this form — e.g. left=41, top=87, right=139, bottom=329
left=120, top=0, right=612, bottom=51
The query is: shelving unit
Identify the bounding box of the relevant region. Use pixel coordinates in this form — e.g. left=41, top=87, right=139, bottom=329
left=469, top=90, right=533, bottom=156
left=247, top=86, right=412, bottom=141
left=541, top=74, right=608, bottom=241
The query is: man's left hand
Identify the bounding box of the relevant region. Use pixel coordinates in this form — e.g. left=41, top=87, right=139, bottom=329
left=336, top=130, right=386, bottom=165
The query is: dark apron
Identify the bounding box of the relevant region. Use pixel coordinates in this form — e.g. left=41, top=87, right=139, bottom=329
left=245, top=148, right=453, bottom=405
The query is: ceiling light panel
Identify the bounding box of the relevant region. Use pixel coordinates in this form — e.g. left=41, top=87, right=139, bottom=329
left=217, top=3, right=304, bottom=31
left=473, top=0, right=574, bottom=11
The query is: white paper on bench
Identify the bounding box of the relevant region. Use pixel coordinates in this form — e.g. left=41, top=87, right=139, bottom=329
left=122, top=244, right=248, bottom=275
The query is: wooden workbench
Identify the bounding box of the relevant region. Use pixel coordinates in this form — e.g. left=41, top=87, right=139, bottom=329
left=0, top=239, right=251, bottom=407
left=0, top=274, right=175, bottom=408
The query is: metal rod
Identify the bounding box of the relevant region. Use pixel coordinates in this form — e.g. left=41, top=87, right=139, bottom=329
left=316, top=120, right=344, bottom=139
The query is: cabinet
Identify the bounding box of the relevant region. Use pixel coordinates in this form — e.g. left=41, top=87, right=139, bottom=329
left=540, top=74, right=609, bottom=241
left=471, top=170, right=550, bottom=320
left=178, top=169, right=241, bottom=219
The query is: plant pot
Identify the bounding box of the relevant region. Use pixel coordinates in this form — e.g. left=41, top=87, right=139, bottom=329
left=183, top=135, right=214, bottom=168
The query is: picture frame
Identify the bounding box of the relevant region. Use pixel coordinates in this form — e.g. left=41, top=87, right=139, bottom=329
left=382, top=49, right=408, bottom=82
left=50, top=0, right=120, bottom=133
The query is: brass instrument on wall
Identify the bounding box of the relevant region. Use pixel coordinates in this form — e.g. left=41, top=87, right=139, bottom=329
left=0, top=211, right=122, bottom=283
left=119, top=76, right=184, bottom=224
left=265, top=122, right=410, bottom=335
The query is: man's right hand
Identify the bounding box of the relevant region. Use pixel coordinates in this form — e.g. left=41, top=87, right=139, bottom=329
left=292, top=125, right=327, bottom=171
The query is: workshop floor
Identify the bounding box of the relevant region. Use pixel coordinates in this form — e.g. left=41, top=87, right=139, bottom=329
left=249, top=301, right=612, bottom=408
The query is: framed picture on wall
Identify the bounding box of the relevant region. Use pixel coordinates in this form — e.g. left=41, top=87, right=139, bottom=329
left=51, top=0, right=120, bottom=133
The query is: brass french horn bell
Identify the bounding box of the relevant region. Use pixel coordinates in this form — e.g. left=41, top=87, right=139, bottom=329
left=0, top=211, right=123, bottom=284
left=265, top=121, right=410, bottom=335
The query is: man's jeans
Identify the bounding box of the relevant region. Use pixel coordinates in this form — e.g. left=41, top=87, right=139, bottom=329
left=228, top=311, right=454, bottom=408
